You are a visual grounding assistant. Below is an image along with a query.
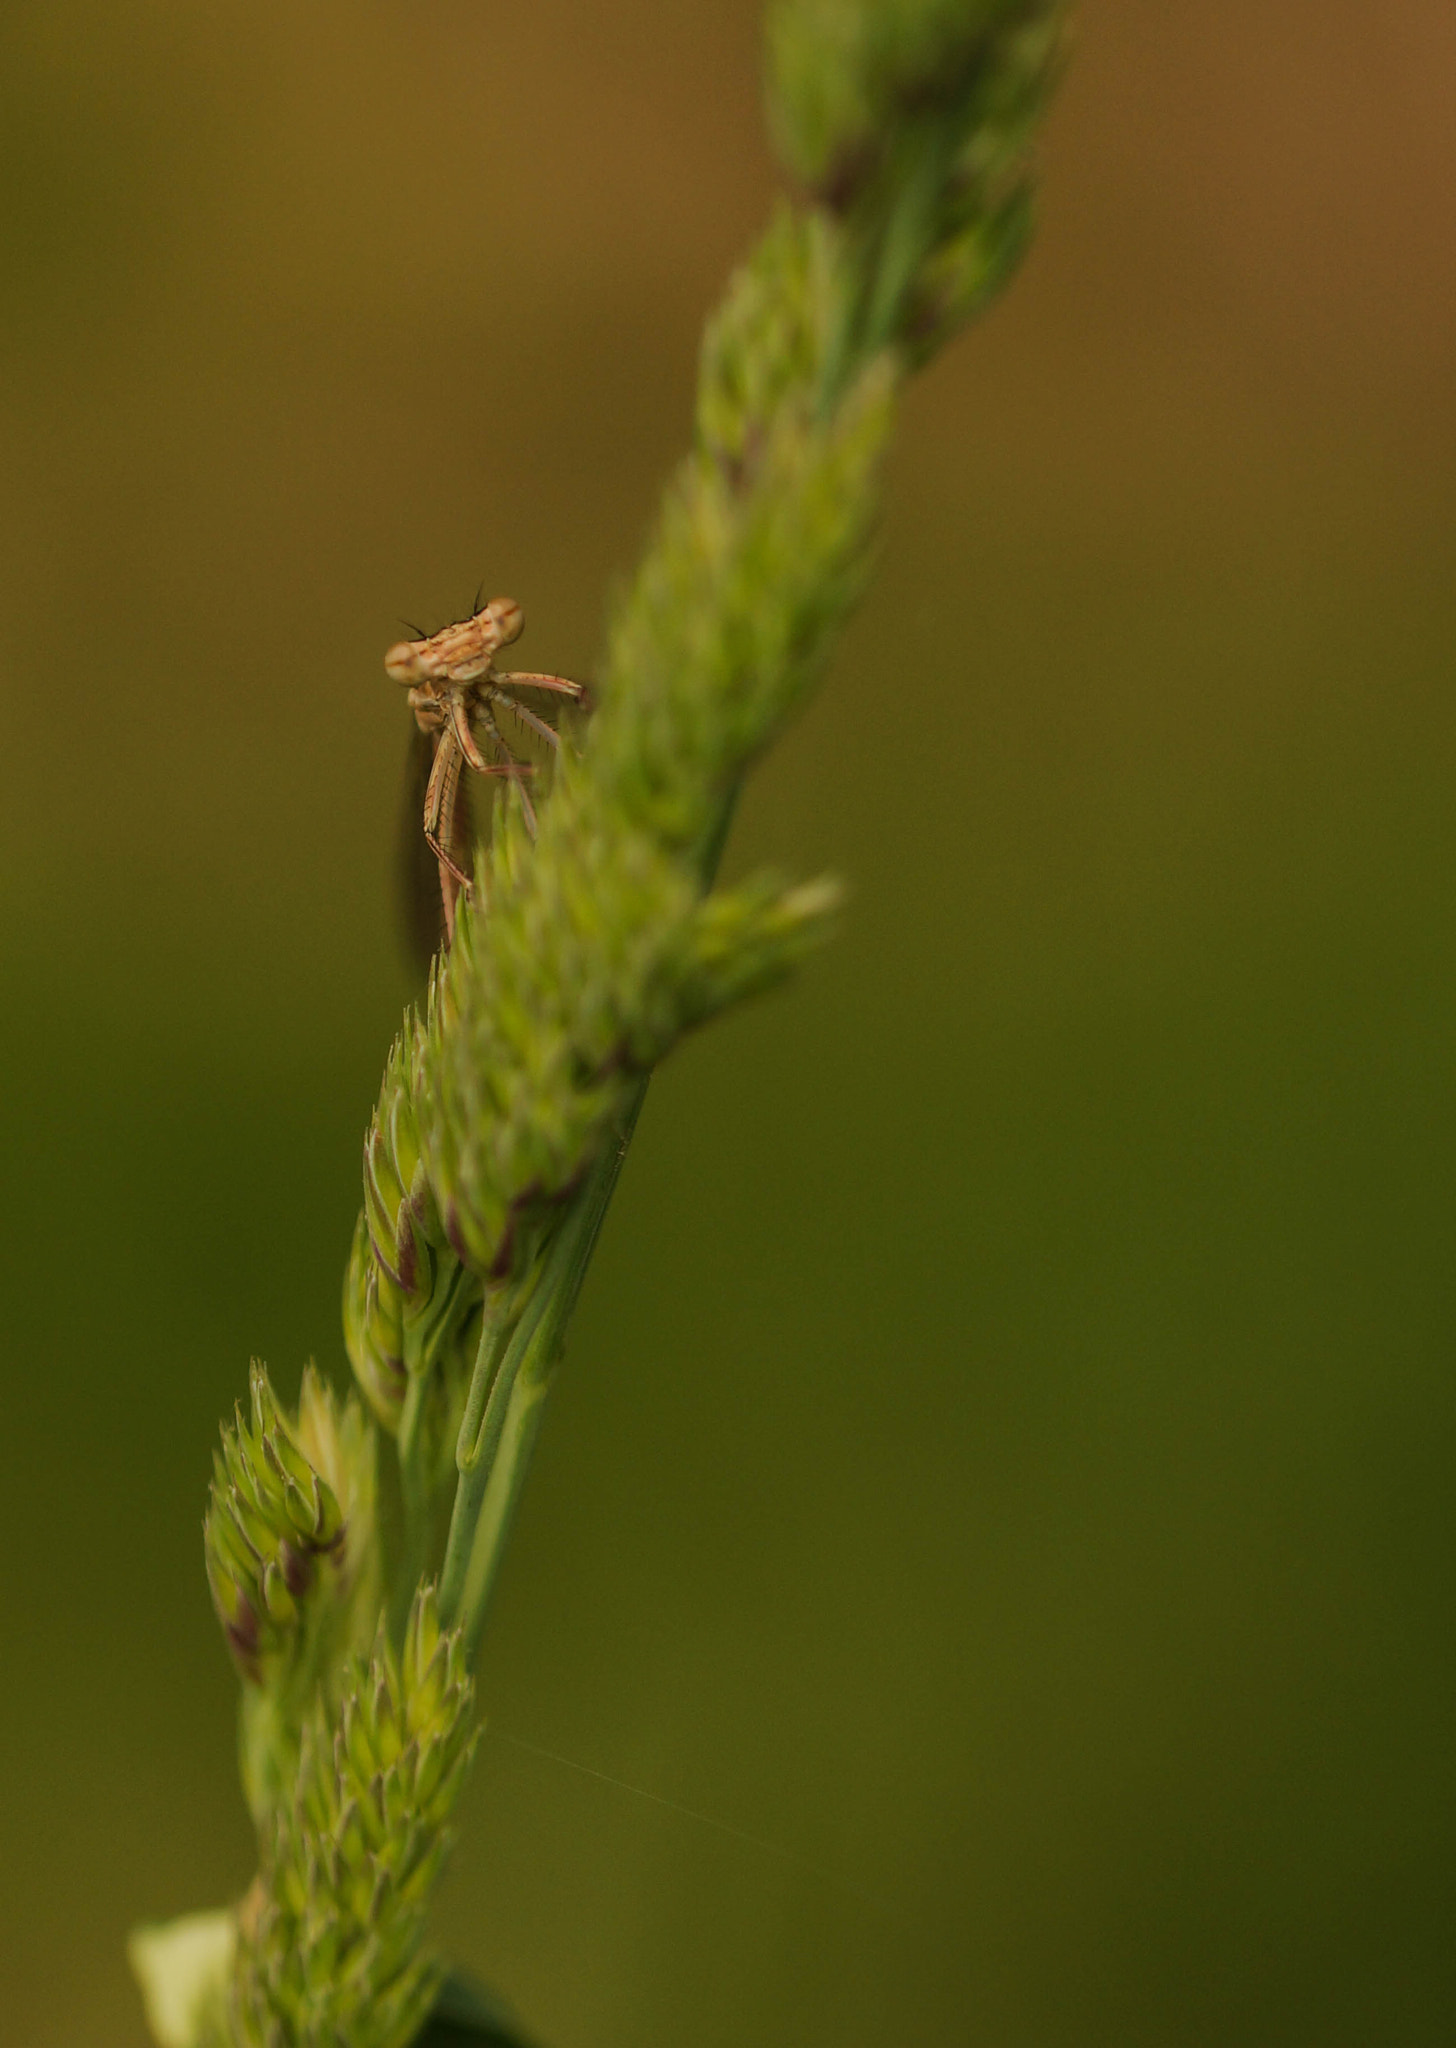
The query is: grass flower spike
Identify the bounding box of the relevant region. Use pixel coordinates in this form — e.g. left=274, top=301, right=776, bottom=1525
left=132, top=4, right=1065, bottom=2043
left=221, top=1589, right=477, bottom=2048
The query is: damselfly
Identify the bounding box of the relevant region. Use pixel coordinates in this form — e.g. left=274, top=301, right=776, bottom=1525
left=385, top=595, right=587, bottom=953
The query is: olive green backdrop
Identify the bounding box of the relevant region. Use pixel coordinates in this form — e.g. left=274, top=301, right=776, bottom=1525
left=2, top=3, right=1453, bottom=2043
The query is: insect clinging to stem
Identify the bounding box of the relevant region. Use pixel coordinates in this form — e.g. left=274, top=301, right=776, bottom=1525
left=385, top=594, right=588, bottom=955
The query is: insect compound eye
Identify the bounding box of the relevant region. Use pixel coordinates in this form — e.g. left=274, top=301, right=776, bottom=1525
left=485, top=596, right=524, bottom=647
left=384, top=641, right=425, bottom=684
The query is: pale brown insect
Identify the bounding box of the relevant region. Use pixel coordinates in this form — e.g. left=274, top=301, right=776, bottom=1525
left=385, top=595, right=587, bottom=948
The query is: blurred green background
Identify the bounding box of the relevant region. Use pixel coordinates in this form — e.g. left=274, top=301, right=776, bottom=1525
left=2, top=2, right=1454, bottom=2042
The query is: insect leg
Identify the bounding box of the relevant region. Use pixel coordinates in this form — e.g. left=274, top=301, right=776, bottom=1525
left=513, top=771, right=539, bottom=837
left=424, top=731, right=474, bottom=893
left=421, top=727, right=452, bottom=840
left=438, top=848, right=460, bottom=947
left=473, top=703, right=539, bottom=838
left=450, top=693, right=493, bottom=773
left=492, top=689, right=562, bottom=753
left=494, top=670, right=587, bottom=701
left=455, top=697, right=539, bottom=791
